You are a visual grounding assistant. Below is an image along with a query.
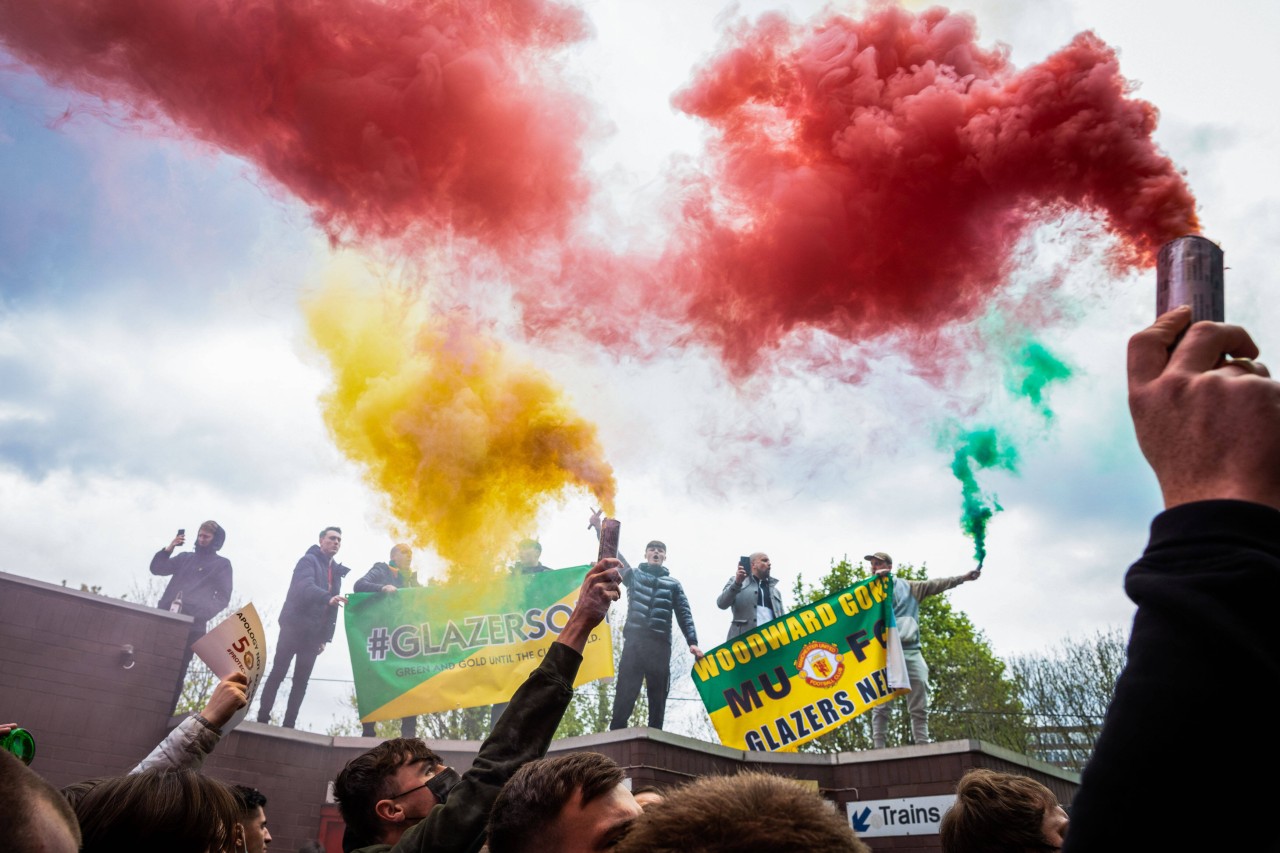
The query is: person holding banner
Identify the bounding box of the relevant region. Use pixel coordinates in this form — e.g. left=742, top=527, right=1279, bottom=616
left=354, top=543, right=420, bottom=739
left=716, top=552, right=785, bottom=641
left=488, top=538, right=550, bottom=731
left=256, top=526, right=350, bottom=729
left=867, top=551, right=980, bottom=748
left=333, top=557, right=623, bottom=853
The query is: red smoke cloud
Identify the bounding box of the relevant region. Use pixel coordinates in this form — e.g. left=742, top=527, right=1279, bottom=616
left=0, top=0, right=595, bottom=253
left=0, top=1, right=1200, bottom=380
left=660, top=3, right=1199, bottom=373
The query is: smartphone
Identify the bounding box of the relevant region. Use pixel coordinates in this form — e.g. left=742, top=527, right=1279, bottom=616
left=738, top=555, right=751, bottom=573
left=597, top=518, right=621, bottom=561
left=177, top=528, right=185, bottom=537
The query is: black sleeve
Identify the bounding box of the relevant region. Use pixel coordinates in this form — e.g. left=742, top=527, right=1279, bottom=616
left=1063, top=500, right=1280, bottom=852
left=391, top=643, right=581, bottom=853
left=673, top=582, right=698, bottom=647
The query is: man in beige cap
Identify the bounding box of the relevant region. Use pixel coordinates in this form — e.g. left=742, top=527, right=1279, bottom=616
left=866, top=551, right=980, bottom=748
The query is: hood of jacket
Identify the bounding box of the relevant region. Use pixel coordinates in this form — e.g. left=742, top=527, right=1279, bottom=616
left=194, top=520, right=226, bottom=554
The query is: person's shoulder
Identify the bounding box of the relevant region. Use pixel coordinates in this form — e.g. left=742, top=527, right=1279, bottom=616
left=348, top=843, right=392, bottom=853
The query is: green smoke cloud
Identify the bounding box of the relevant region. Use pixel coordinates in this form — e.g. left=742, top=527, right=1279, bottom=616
left=950, top=427, right=1019, bottom=567
left=942, top=335, right=1072, bottom=568
left=1007, top=341, right=1073, bottom=418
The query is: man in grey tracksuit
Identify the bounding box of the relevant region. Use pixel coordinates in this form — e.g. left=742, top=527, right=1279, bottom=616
left=867, top=551, right=981, bottom=748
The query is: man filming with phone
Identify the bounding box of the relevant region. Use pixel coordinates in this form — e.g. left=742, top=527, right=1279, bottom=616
left=716, top=552, right=785, bottom=641
left=150, top=520, right=233, bottom=711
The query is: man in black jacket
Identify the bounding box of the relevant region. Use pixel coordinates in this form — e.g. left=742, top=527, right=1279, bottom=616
left=354, top=543, right=419, bottom=738
left=590, top=511, right=703, bottom=730
left=256, top=526, right=350, bottom=728
left=150, top=519, right=232, bottom=710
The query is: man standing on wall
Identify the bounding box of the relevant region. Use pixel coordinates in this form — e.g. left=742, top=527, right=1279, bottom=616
left=150, top=519, right=233, bottom=710
left=256, top=526, right=350, bottom=728
left=589, top=511, right=702, bottom=730
left=489, top=537, right=550, bottom=731
left=354, top=543, right=420, bottom=739
left=716, top=552, right=784, bottom=641
left=867, top=551, right=980, bottom=748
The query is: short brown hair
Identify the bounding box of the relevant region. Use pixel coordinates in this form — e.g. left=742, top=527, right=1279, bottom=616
left=74, top=769, right=240, bottom=853
left=486, top=752, right=625, bottom=853
left=1, top=749, right=82, bottom=851
left=940, top=768, right=1062, bottom=853
left=613, top=771, right=870, bottom=853
left=333, top=738, right=443, bottom=847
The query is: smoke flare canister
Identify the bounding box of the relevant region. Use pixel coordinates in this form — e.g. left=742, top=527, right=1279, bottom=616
left=1156, top=235, right=1224, bottom=322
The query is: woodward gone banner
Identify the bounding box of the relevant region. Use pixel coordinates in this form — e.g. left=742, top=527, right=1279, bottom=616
left=693, top=574, right=909, bottom=751
left=344, top=565, right=613, bottom=723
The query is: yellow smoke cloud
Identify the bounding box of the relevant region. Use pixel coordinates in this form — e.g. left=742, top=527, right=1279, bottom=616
left=303, top=268, right=616, bottom=576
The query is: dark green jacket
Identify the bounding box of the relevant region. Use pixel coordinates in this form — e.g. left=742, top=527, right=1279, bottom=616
left=349, top=642, right=581, bottom=853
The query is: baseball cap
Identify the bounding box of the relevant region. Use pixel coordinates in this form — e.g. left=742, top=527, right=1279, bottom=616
left=864, top=552, right=892, bottom=565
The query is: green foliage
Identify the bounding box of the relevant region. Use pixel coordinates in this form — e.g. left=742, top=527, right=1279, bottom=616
left=791, top=557, right=1030, bottom=753
left=175, top=658, right=221, bottom=716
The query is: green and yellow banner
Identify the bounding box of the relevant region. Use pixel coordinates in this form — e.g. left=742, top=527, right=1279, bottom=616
left=344, top=565, right=613, bottom=722
left=693, top=575, right=909, bottom=751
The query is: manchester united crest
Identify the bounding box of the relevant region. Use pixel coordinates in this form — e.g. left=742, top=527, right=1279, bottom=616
left=794, top=641, right=844, bottom=689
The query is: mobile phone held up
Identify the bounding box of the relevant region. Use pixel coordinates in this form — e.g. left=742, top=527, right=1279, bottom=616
left=738, top=555, right=751, bottom=575
left=597, top=518, right=621, bottom=562
left=177, top=528, right=185, bottom=537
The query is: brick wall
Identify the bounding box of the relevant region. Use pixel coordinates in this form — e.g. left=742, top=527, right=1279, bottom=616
left=1, top=571, right=1079, bottom=852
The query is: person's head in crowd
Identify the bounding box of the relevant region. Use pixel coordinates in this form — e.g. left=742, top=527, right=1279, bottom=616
left=866, top=551, right=893, bottom=577
left=486, top=751, right=642, bottom=853
left=58, top=776, right=108, bottom=809
left=643, top=541, right=667, bottom=566
left=0, top=748, right=81, bottom=853
left=612, top=771, right=872, bottom=853
left=333, top=737, right=457, bottom=850
left=390, top=543, right=413, bottom=571
left=233, top=784, right=273, bottom=853
left=749, top=552, right=771, bottom=579
left=196, top=519, right=226, bottom=553
left=632, top=784, right=665, bottom=810
left=319, top=526, right=343, bottom=558
left=516, top=538, right=542, bottom=569
left=74, top=768, right=242, bottom=853
left=940, top=768, right=1069, bottom=852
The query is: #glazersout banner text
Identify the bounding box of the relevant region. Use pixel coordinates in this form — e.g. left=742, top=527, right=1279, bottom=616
left=345, top=565, right=613, bottom=722
left=694, top=574, right=908, bottom=751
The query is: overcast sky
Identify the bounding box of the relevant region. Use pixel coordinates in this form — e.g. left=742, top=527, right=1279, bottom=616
left=3, top=0, right=1278, bottom=736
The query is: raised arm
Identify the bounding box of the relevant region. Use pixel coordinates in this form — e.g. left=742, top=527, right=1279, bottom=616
left=1064, top=309, right=1280, bottom=851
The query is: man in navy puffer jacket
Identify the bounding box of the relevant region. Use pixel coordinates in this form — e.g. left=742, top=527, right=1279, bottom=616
left=592, top=512, right=703, bottom=730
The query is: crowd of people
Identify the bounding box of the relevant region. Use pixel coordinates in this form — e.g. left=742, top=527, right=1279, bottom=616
left=5, top=306, right=1278, bottom=851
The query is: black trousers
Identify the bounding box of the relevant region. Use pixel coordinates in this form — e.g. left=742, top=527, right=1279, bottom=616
left=610, top=632, right=671, bottom=730
left=170, top=619, right=208, bottom=712
left=256, top=624, right=321, bottom=728
left=362, top=717, right=417, bottom=738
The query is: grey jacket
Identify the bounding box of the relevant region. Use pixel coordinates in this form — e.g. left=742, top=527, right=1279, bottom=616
left=131, top=715, right=219, bottom=774
left=715, top=574, right=785, bottom=641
